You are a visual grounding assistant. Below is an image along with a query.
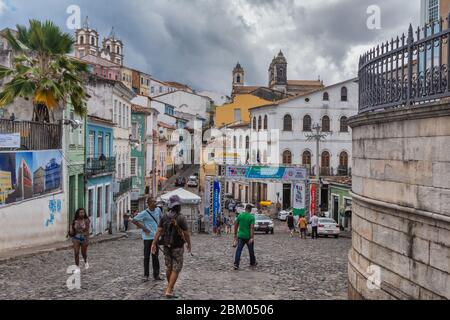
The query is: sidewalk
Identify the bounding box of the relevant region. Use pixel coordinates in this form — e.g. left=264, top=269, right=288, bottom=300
left=0, top=232, right=128, bottom=264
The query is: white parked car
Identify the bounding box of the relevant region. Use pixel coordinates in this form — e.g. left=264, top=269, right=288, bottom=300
left=187, top=176, right=199, bottom=188
left=278, top=210, right=291, bottom=221
left=307, top=218, right=341, bottom=238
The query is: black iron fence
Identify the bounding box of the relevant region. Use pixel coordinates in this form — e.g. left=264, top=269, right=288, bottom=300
left=86, top=156, right=116, bottom=177
left=0, top=119, right=62, bottom=150
left=359, top=15, right=450, bottom=113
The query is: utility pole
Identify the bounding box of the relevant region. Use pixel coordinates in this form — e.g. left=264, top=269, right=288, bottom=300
left=305, top=124, right=327, bottom=216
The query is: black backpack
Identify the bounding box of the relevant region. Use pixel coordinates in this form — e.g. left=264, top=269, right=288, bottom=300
left=162, top=212, right=186, bottom=248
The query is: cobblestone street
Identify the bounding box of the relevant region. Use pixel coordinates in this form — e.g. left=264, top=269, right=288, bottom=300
left=0, top=222, right=351, bottom=300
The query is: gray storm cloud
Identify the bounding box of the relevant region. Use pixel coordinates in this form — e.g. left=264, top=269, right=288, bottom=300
left=0, top=0, right=420, bottom=94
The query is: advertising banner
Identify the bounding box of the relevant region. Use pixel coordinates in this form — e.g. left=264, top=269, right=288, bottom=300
left=226, top=166, right=307, bottom=182
left=310, top=183, right=318, bottom=218
left=213, top=180, right=221, bottom=227
left=0, top=150, right=62, bottom=206
left=293, top=182, right=306, bottom=217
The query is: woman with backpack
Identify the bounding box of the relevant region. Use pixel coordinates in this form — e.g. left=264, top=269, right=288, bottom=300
left=69, top=208, right=91, bottom=270
left=152, top=195, right=192, bottom=299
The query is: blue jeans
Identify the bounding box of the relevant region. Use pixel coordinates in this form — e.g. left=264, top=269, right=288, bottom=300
left=234, top=238, right=256, bottom=268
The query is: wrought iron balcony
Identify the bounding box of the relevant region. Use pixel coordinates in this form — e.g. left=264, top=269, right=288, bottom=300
left=114, top=177, right=133, bottom=198
left=359, top=16, right=450, bottom=113
left=86, top=156, right=116, bottom=177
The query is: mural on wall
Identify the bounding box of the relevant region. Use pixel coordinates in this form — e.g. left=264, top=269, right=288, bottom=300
left=0, top=150, right=63, bottom=206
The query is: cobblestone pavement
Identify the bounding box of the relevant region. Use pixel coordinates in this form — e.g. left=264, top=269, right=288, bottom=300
left=0, top=223, right=351, bottom=300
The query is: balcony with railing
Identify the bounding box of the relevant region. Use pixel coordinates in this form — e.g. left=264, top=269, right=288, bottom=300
left=0, top=119, right=62, bottom=150
left=114, top=177, right=133, bottom=198
left=86, top=155, right=116, bottom=177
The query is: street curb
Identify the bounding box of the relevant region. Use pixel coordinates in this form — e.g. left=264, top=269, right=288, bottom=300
left=0, top=233, right=128, bottom=265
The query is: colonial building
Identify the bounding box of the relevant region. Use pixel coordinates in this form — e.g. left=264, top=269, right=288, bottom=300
left=130, top=95, right=159, bottom=209
left=248, top=78, right=358, bottom=209
left=231, top=51, right=324, bottom=99
left=86, top=115, right=115, bottom=235
left=85, top=76, right=136, bottom=232
left=215, top=94, right=272, bottom=127
left=154, top=90, right=213, bottom=127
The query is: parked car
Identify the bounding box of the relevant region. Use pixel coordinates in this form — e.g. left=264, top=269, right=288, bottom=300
left=307, top=218, right=341, bottom=238
left=254, top=214, right=274, bottom=234
left=187, top=176, right=198, bottom=188
left=278, top=209, right=292, bottom=221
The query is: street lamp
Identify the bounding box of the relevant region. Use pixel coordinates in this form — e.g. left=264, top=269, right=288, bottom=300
left=305, top=124, right=328, bottom=216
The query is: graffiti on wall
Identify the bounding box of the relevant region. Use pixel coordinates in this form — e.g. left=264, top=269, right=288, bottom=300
left=0, top=150, right=62, bottom=207
left=45, top=198, right=63, bottom=227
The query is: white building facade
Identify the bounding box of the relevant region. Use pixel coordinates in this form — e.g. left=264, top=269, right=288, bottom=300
left=247, top=78, right=358, bottom=208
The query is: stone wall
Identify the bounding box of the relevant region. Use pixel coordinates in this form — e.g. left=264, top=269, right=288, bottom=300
left=348, top=102, right=450, bottom=300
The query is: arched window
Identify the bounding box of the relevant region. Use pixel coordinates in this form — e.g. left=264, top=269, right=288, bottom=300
left=245, top=136, right=250, bottom=150
left=340, top=116, right=349, bottom=133
left=107, top=45, right=111, bottom=52
left=303, top=150, right=312, bottom=175
left=91, top=36, right=95, bottom=45
left=79, top=36, right=84, bottom=44
left=253, top=117, right=257, bottom=131
left=341, top=87, right=348, bottom=101
left=321, top=151, right=331, bottom=176
left=117, top=46, right=120, bottom=54
left=258, top=116, right=262, bottom=131
left=282, top=150, right=292, bottom=165
left=302, top=151, right=312, bottom=166
left=339, top=151, right=349, bottom=176
left=264, top=115, right=268, bottom=130
left=323, top=92, right=329, bottom=101
left=283, top=115, right=292, bottom=132
left=322, top=116, right=330, bottom=132
left=303, top=115, right=312, bottom=132
left=236, top=75, right=241, bottom=83
left=233, top=136, right=237, bottom=149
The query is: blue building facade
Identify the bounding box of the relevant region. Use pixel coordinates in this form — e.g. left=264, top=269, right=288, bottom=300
left=85, top=117, right=115, bottom=236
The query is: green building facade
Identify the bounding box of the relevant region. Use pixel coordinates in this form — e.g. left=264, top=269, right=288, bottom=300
left=329, top=182, right=352, bottom=231
left=64, top=106, right=86, bottom=228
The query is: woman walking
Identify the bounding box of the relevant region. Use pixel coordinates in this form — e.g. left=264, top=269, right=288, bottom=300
left=70, top=208, right=91, bottom=270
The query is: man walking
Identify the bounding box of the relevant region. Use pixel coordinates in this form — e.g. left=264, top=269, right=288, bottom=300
left=310, top=214, right=319, bottom=239
left=298, top=215, right=307, bottom=239
left=233, top=204, right=257, bottom=270
left=123, top=211, right=131, bottom=232
left=152, top=195, right=192, bottom=299
left=131, top=199, right=162, bottom=282
left=287, top=212, right=295, bottom=237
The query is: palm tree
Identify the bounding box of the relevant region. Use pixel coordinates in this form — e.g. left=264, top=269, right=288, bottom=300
left=0, top=20, right=88, bottom=123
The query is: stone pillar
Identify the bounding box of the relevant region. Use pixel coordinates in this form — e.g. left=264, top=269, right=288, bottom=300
left=348, top=102, right=450, bottom=300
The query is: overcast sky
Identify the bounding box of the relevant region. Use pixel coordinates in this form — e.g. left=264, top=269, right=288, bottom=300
left=0, top=0, right=420, bottom=94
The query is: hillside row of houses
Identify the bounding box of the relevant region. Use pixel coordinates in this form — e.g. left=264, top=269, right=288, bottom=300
left=0, top=20, right=217, bottom=252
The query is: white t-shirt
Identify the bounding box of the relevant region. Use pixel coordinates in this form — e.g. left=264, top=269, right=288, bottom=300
left=310, top=215, right=319, bottom=227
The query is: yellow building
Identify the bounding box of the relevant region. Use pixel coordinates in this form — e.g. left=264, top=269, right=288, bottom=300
left=0, top=170, right=12, bottom=204
left=215, top=94, right=272, bottom=127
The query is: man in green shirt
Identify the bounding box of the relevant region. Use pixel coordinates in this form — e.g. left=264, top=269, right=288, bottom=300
left=233, top=204, right=257, bottom=270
